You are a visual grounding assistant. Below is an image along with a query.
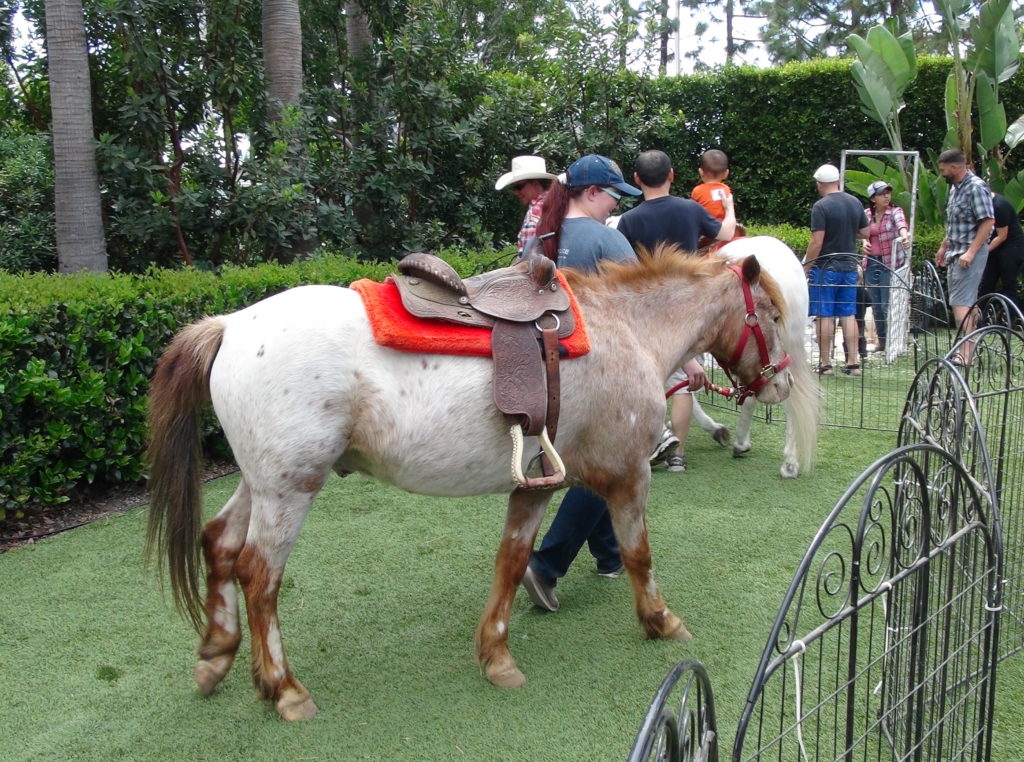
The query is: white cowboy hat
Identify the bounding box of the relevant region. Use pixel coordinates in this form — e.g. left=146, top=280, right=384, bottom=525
left=495, top=155, right=558, bottom=190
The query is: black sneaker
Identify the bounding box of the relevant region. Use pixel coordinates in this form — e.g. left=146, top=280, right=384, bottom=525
left=666, top=453, right=687, bottom=472
left=650, top=428, right=680, bottom=463
left=521, top=564, right=559, bottom=612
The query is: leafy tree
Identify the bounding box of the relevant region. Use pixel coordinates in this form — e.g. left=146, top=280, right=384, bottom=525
left=750, top=0, right=914, bottom=64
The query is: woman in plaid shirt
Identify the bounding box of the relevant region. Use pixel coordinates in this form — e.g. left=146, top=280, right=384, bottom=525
left=862, top=180, right=910, bottom=353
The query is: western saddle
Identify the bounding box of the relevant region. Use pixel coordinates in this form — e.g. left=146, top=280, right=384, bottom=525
left=391, top=248, right=574, bottom=489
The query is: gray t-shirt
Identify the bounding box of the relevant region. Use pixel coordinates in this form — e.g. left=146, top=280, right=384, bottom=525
left=556, top=217, right=637, bottom=273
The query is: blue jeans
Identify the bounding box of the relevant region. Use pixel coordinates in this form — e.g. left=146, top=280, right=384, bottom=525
left=530, top=487, right=621, bottom=584
left=864, top=261, right=892, bottom=343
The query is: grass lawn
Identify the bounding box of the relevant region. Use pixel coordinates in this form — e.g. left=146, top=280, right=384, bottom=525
left=2, top=418, right=1021, bottom=760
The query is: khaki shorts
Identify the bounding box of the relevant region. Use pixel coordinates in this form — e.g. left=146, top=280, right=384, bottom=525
left=666, top=366, right=691, bottom=396
left=947, top=246, right=988, bottom=307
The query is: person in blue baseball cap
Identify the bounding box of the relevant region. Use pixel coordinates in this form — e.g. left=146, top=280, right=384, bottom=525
left=532, top=154, right=641, bottom=270
left=519, top=154, right=641, bottom=613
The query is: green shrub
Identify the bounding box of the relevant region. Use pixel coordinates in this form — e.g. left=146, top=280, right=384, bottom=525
left=0, top=131, right=56, bottom=273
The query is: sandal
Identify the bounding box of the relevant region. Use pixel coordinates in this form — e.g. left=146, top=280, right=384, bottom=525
left=843, top=364, right=862, bottom=376
left=817, top=364, right=834, bottom=376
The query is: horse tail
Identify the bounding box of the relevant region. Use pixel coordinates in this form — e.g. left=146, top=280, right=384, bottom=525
left=145, top=316, right=225, bottom=632
left=785, top=317, right=821, bottom=474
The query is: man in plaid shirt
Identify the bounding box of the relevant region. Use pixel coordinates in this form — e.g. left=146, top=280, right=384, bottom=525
left=935, top=149, right=995, bottom=365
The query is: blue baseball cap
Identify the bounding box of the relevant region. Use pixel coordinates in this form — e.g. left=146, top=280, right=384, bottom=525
left=565, top=154, right=642, bottom=196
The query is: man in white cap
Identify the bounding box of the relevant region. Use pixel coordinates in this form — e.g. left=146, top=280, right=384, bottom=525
left=804, top=163, right=869, bottom=376
left=495, top=155, right=558, bottom=255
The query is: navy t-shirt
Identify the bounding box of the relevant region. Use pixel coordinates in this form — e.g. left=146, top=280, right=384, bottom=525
left=616, top=196, right=721, bottom=254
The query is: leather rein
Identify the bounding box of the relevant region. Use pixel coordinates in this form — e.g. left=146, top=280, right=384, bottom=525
left=666, top=263, right=791, bottom=404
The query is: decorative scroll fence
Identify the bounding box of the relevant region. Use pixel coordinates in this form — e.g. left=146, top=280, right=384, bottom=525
left=629, top=315, right=1024, bottom=761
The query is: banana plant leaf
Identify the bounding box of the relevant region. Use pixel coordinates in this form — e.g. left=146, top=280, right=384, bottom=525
left=975, top=71, right=1007, bottom=152
left=966, top=0, right=1018, bottom=84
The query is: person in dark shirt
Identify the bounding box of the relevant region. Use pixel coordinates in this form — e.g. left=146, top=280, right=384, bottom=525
left=979, top=192, right=1024, bottom=311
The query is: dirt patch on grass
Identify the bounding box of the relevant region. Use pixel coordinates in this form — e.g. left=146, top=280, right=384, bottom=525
left=0, top=461, right=237, bottom=553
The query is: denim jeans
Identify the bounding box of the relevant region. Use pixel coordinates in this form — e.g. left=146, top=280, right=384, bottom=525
left=530, top=487, right=621, bottom=583
left=864, top=261, right=892, bottom=343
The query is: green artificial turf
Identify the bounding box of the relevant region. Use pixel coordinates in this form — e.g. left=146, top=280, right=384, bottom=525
left=2, top=420, right=1021, bottom=760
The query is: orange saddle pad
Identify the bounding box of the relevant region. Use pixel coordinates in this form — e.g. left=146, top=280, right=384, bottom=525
left=350, top=270, right=590, bottom=358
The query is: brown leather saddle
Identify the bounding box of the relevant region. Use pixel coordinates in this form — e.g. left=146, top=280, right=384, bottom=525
left=392, top=250, right=572, bottom=488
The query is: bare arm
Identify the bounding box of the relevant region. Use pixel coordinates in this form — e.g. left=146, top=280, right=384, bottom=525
left=803, top=229, right=825, bottom=268
left=958, top=218, right=995, bottom=267
left=989, top=225, right=1008, bottom=252
left=713, top=192, right=736, bottom=241
left=682, top=358, right=706, bottom=391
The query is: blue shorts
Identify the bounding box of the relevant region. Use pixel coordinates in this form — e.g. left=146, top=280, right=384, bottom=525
left=808, top=268, right=858, bottom=317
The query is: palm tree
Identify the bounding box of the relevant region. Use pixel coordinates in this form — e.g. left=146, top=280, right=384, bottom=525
left=44, top=0, right=107, bottom=272
left=262, top=0, right=303, bottom=115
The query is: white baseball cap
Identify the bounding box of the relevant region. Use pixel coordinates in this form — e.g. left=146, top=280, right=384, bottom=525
left=813, top=164, right=841, bottom=183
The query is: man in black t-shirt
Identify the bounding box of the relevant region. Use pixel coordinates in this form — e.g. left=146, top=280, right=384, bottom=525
left=804, top=164, right=869, bottom=375
left=616, top=150, right=735, bottom=473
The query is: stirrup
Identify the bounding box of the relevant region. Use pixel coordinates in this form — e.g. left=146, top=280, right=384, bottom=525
left=510, top=425, right=566, bottom=489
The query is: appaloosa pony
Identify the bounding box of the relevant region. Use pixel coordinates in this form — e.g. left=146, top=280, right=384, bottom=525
left=146, top=246, right=794, bottom=720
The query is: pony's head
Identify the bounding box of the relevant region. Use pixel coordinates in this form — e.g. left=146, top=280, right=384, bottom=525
left=707, top=254, right=792, bottom=405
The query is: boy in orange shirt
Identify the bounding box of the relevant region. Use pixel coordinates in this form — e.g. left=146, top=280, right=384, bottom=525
left=691, top=148, right=732, bottom=221
left=692, top=149, right=743, bottom=250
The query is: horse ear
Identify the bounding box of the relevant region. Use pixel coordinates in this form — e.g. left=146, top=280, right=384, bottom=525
left=740, top=254, right=761, bottom=283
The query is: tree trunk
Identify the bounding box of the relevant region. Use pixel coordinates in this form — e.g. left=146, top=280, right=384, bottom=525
left=262, top=0, right=303, bottom=117
left=725, top=0, right=736, bottom=63
left=44, top=0, right=108, bottom=273
left=658, top=0, right=669, bottom=75
left=344, top=0, right=372, bottom=61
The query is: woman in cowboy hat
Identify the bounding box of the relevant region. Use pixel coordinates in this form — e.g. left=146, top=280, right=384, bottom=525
left=495, top=155, right=558, bottom=255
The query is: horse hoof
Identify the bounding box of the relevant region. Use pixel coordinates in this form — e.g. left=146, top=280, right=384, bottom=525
left=712, top=426, right=730, bottom=447
left=666, top=615, right=693, bottom=642
left=485, top=660, right=527, bottom=688
left=277, top=689, right=318, bottom=721
left=780, top=462, right=799, bottom=479
left=732, top=444, right=751, bottom=458
left=194, top=656, right=232, bottom=696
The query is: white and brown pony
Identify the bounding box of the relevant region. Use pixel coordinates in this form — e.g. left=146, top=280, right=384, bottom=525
left=690, top=236, right=819, bottom=477
left=146, top=246, right=794, bottom=720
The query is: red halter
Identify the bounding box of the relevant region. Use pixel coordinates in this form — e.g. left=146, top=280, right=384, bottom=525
left=665, top=264, right=792, bottom=404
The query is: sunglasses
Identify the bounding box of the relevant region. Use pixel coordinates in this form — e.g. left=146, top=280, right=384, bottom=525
left=600, top=186, right=622, bottom=200
left=511, top=182, right=529, bottom=192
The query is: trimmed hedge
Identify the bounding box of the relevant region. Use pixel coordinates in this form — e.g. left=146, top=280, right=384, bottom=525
left=0, top=252, right=501, bottom=517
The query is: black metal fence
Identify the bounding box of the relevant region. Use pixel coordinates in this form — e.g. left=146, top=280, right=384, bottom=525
left=630, top=315, right=1024, bottom=761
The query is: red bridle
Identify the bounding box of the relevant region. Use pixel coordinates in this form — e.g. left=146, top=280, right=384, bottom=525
left=666, top=263, right=792, bottom=404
